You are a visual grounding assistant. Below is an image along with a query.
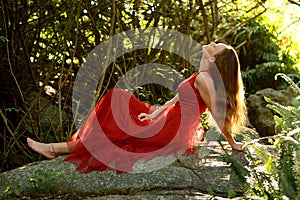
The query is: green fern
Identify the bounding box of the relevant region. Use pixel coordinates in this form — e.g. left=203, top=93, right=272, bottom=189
left=264, top=74, right=300, bottom=199
left=275, top=73, right=300, bottom=95
left=265, top=97, right=300, bottom=132
left=223, top=73, right=300, bottom=199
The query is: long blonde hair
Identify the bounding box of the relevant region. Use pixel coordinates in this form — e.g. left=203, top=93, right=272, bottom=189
left=209, top=47, right=247, bottom=134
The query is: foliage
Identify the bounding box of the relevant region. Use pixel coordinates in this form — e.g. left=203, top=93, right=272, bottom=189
left=4, top=168, right=76, bottom=198
left=227, top=189, right=237, bottom=198
left=223, top=73, right=300, bottom=199
left=0, top=36, right=8, bottom=42
left=206, top=187, right=216, bottom=196
left=229, top=19, right=300, bottom=94
left=215, top=0, right=300, bottom=94
left=29, top=169, right=65, bottom=193
left=4, top=185, right=23, bottom=197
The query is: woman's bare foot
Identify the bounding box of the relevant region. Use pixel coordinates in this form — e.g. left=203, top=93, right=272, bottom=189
left=27, top=137, right=56, bottom=159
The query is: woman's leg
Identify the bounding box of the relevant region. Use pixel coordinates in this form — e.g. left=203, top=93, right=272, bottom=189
left=27, top=137, right=79, bottom=159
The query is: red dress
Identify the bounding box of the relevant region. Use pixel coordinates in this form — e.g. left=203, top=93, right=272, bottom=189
left=65, top=71, right=208, bottom=173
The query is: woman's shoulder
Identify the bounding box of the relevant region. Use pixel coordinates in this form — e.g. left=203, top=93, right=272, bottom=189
left=194, top=70, right=213, bottom=90
left=195, top=70, right=212, bottom=81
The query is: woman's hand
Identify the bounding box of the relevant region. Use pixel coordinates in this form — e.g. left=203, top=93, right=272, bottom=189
left=138, top=113, right=151, bottom=121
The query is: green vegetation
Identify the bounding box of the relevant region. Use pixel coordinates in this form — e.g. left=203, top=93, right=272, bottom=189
left=206, top=187, right=216, bottom=196
left=4, top=168, right=76, bottom=197
left=4, top=185, right=23, bottom=198
left=29, top=169, right=75, bottom=193
left=223, top=73, right=299, bottom=199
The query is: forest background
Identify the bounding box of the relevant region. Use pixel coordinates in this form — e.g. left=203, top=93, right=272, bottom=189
left=0, top=0, right=300, bottom=174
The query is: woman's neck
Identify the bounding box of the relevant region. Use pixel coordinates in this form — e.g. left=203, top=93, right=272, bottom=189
left=198, top=57, right=210, bottom=71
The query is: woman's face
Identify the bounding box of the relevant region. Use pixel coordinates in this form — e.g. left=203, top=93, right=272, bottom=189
left=203, top=42, right=228, bottom=60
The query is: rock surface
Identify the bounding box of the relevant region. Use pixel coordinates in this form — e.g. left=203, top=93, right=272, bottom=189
left=247, top=87, right=298, bottom=137
left=0, top=143, right=248, bottom=199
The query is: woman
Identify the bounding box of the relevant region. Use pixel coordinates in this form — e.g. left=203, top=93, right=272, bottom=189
left=27, top=42, right=247, bottom=173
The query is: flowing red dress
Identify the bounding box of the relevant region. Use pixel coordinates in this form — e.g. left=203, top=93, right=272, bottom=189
left=65, top=71, right=208, bottom=173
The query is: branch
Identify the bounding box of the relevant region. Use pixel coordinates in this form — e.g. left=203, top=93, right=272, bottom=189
left=1, top=0, right=26, bottom=103
left=288, top=0, right=300, bottom=6
left=0, top=109, right=33, bottom=159
left=210, top=0, right=218, bottom=39
left=109, top=0, right=116, bottom=36
left=197, top=0, right=211, bottom=43
left=94, top=0, right=117, bottom=102
left=216, top=6, right=267, bottom=42
left=83, top=0, right=102, bottom=36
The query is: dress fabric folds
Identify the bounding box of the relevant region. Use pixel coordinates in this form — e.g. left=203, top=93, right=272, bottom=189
left=65, top=71, right=208, bottom=173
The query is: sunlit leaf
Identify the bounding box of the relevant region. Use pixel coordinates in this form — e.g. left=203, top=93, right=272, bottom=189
left=0, top=36, right=8, bottom=42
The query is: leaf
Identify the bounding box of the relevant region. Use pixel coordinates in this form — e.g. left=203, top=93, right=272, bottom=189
left=275, top=73, right=300, bottom=95
left=29, top=178, right=37, bottom=183
left=4, top=186, right=11, bottom=193
left=13, top=187, right=21, bottom=197
left=5, top=107, right=20, bottom=112
left=0, top=36, right=8, bottom=42
left=252, top=144, right=270, bottom=164
left=227, top=189, right=237, bottom=198
left=206, top=187, right=215, bottom=196
left=265, top=156, right=277, bottom=174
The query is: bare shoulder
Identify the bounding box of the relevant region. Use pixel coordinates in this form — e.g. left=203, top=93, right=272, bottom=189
left=194, top=72, right=213, bottom=91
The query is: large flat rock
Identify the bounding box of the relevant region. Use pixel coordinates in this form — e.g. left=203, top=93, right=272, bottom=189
left=0, top=142, right=247, bottom=199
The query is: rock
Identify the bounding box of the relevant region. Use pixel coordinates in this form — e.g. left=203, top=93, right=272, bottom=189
left=0, top=144, right=247, bottom=199
left=247, top=87, right=297, bottom=137
left=205, top=127, right=260, bottom=142
left=85, top=190, right=232, bottom=200
left=24, top=91, right=72, bottom=136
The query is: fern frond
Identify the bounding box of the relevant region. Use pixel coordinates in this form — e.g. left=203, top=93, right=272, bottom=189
left=256, top=61, right=282, bottom=68
left=265, top=97, right=300, bottom=118
left=275, top=73, right=300, bottom=95
left=279, top=141, right=298, bottom=199
left=287, top=127, right=300, bottom=137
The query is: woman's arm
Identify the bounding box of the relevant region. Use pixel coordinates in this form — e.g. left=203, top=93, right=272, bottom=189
left=138, top=94, right=179, bottom=121
left=194, top=73, right=243, bottom=151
